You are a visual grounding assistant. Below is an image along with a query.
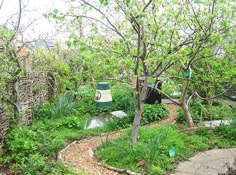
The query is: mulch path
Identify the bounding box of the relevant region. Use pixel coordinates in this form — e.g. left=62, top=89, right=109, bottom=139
left=58, top=104, right=179, bottom=175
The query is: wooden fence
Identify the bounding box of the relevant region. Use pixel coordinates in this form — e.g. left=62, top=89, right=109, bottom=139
left=0, top=72, right=54, bottom=148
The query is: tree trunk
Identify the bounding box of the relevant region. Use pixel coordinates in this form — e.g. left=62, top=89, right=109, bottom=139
left=181, top=70, right=195, bottom=128
left=131, top=77, right=148, bottom=144
left=74, top=81, right=78, bottom=92
left=131, top=101, right=144, bottom=144
left=182, top=102, right=194, bottom=127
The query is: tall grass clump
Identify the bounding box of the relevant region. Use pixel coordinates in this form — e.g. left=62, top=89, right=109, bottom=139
left=34, top=93, right=78, bottom=119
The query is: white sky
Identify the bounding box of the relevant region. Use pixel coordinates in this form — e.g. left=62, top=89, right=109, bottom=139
left=0, top=0, right=69, bottom=40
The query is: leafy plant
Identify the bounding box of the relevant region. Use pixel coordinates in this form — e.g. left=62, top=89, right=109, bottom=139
left=176, top=100, right=235, bottom=125
left=215, top=123, right=236, bottom=141
left=49, top=93, right=77, bottom=118
left=111, top=87, right=136, bottom=112
left=34, top=93, right=77, bottom=119
left=105, top=112, right=134, bottom=130
left=141, top=104, right=169, bottom=125
left=105, top=103, right=168, bottom=130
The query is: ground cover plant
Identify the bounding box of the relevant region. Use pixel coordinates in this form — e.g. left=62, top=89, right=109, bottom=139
left=96, top=124, right=236, bottom=175
left=1, top=88, right=102, bottom=175
left=105, top=103, right=169, bottom=131
left=1, top=86, right=169, bottom=174
left=0, top=0, right=236, bottom=174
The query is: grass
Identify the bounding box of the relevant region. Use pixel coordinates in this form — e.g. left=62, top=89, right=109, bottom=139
left=96, top=124, right=236, bottom=175
left=2, top=86, right=236, bottom=175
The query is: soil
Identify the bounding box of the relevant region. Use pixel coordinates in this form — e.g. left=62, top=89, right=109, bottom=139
left=0, top=165, right=15, bottom=175
left=58, top=103, right=179, bottom=175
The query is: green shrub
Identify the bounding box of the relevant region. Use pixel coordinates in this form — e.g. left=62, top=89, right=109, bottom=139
left=214, top=123, right=236, bottom=140
left=4, top=120, right=81, bottom=175
left=176, top=100, right=235, bottom=124
left=105, top=104, right=168, bottom=131
left=19, top=153, right=47, bottom=175
left=141, top=104, right=169, bottom=125
left=203, top=103, right=235, bottom=120
left=16, top=153, right=76, bottom=175
left=111, top=88, right=136, bottom=112
left=105, top=112, right=134, bottom=130
left=5, top=126, right=65, bottom=162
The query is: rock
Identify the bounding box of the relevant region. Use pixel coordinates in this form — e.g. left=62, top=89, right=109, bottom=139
left=203, top=120, right=232, bottom=128
left=86, top=116, right=106, bottom=129
left=111, top=111, right=127, bottom=118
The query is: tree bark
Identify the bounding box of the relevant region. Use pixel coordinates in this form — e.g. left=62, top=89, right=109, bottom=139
left=182, top=102, right=194, bottom=127
left=181, top=70, right=195, bottom=128
left=131, top=101, right=144, bottom=144
left=131, top=77, right=148, bottom=144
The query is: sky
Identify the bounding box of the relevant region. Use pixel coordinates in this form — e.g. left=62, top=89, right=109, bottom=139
left=0, top=0, right=69, bottom=40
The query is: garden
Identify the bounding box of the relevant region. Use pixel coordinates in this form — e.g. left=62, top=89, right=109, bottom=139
left=0, top=0, right=236, bottom=175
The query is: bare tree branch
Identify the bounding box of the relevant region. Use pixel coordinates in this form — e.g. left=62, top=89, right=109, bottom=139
left=194, top=84, right=232, bottom=100
left=157, top=88, right=181, bottom=105
left=0, top=0, right=4, bottom=11
left=142, top=0, right=152, bottom=12
left=187, top=0, right=207, bottom=36
left=80, top=0, right=131, bottom=52
left=16, top=0, right=22, bottom=32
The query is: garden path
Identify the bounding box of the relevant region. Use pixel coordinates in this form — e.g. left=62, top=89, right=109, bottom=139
left=57, top=103, right=178, bottom=175
left=168, top=148, right=236, bottom=175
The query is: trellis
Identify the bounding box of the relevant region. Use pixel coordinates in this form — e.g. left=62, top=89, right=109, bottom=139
left=0, top=71, right=53, bottom=148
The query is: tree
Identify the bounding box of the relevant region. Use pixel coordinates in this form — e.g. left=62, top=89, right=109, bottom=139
left=0, top=0, right=53, bottom=120
left=159, top=0, right=236, bottom=127
left=0, top=0, right=23, bottom=118
left=49, top=0, right=236, bottom=144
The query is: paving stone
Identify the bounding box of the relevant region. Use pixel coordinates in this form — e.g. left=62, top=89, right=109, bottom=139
left=170, top=148, right=236, bottom=175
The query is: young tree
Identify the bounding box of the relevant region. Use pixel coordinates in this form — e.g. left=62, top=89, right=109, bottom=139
left=0, top=0, right=23, bottom=117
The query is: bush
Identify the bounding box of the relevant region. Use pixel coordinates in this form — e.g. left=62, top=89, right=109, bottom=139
left=176, top=100, right=235, bottom=124
left=4, top=120, right=81, bottom=175
left=105, top=112, right=135, bottom=131
left=111, top=88, right=136, bottom=112
left=5, top=126, right=65, bottom=162
left=214, top=123, right=236, bottom=140
left=141, top=104, right=169, bottom=125
left=105, top=104, right=168, bottom=130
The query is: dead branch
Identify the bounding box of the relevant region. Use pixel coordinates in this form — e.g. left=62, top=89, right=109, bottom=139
left=97, top=162, right=143, bottom=175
